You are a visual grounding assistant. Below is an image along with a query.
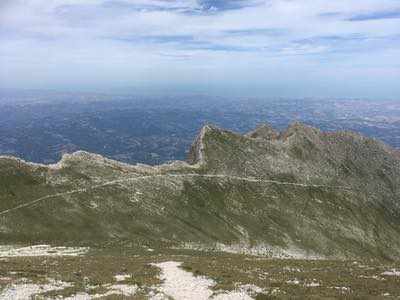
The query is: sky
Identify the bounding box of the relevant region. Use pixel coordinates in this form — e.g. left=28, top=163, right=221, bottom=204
left=0, top=0, right=400, bottom=98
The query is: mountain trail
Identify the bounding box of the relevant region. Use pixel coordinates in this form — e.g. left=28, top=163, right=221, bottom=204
left=0, top=173, right=351, bottom=216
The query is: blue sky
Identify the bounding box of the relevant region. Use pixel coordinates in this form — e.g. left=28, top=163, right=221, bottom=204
left=0, top=0, right=400, bottom=98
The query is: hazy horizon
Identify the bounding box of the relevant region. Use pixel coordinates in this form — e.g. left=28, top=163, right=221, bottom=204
left=1, top=87, right=399, bottom=101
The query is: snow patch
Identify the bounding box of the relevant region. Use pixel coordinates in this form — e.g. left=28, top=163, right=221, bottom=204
left=152, top=261, right=214, bottom=300
left=151, top=261, right=260, bottom=300
left=62, top=292, right=92, bottom=300
left=178, top=242, right=324, bottom=259
left=382, top=269, right=400, bottom=276
left=0, top=279, right=72, bottom=300
left=286, top=279, right=300, bottom=285
left=102, top=284, right=138, bottom=297
left=0, top=245, right=88, bottom=257
left=114, top=274, right=131, bottom=282
left=213, top=291, right=253, bottom=300
left=359, top=275, right=382, bottom=280
left=304, top=281, right=320, bottom=287
left=333, top=286, right=351, bottom=293
left=88, top=201, right=98, bottom=209
left=56, top=283, right=137, bottom=299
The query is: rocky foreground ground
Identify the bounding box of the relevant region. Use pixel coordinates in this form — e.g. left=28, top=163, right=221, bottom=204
left=0, top=245, right=400, bottom=299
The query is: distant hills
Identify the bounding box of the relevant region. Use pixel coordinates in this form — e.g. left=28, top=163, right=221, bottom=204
left=0, top=123, right=399, bottom=259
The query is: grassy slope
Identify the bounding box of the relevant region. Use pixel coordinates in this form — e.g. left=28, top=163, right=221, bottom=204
left=0, top=124, right=400, bottom=259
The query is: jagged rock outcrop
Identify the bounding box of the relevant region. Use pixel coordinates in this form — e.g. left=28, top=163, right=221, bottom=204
left=0, top=123, right=399, bottom=259
left=245, top=123, right=278, bottom=140
left=187, top=124, right=213, bottom=165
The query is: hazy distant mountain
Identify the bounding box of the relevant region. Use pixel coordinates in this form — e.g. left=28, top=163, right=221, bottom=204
left=1, top=123, right=399, bottom=259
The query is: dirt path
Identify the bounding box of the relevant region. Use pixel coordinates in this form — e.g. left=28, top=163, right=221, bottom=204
left=0, top=173, right=351, bottom=216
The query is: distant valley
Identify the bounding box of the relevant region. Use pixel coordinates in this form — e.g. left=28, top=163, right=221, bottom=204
left=1, top=90, right=399, bottom=165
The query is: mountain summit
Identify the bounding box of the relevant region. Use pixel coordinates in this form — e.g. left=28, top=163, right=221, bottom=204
left=0, top=123, right=399, bottom=259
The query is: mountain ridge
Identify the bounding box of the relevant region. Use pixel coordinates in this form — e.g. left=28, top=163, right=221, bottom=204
left=0, top=122, right=399, bottom=259
left=1, top=121, right=396, bottom=171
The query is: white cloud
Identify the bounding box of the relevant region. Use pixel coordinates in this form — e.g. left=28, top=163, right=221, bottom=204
left=0, top=0, right=399, bottom=97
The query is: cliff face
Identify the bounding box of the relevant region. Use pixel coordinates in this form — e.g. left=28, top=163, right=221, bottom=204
left=0, top=123, right=399, bottom=259
left=191, top=122, right=400, bottom=194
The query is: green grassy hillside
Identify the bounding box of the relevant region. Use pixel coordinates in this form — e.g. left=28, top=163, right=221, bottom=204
left=0, top=123, right=399, bottom=259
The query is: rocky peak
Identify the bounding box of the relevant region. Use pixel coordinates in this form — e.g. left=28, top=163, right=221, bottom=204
left=245, top=123, right=278, bottom=140
left=187, top=124, right=238, bottom=165
left=187, top=124, right=213, bottom=164
left=281, top=122, right=321, bottom=140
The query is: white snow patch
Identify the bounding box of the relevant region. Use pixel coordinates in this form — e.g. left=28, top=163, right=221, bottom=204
left=178, top=242, right=324, bottom=259
left=0, top=279, right=72, bottom=300
left=239, top=284, right=263, bottom=294
left=270, top=287, right=281, bottom=295
left=214, top=284, right=262, bottom=299
left=0, top=245, right=88, bottom=257
left=333, top=286, right=351, bottom=293
left=114, top=274, right=130, bottom=282
left=304, top=281, right=320, bottom=287
left=382, top=269, right=400, bottom=276
left=283, top=267, right=302, bottom=272
left=89, top=201, right=98, bottom=209
left=286, top=279, right=300, bottom=285
left=0, top=277, right=12, bottom=282
left=61, top=284, right=137, bottom=299
left=102, top=284, right=138, bottom=297
left=213, top=291, right=253, bottom=300
left=151, top=261, right=259, bottom=300
left=62, top=292, right=92, bottom=300
left=359, top=275, right=382, bottom=280
left=152, top=261, right=214, bottom=300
